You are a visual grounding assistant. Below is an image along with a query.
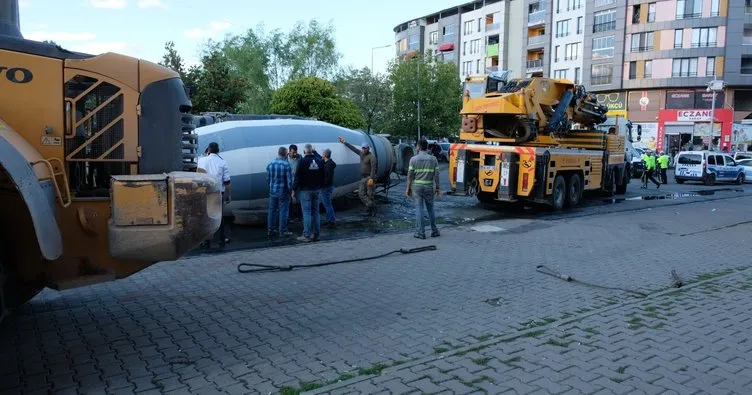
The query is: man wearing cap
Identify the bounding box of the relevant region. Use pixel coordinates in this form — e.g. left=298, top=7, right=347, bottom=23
left=197, top=142, right=231, bottom=248
left=338, top=136, right=377, bottom=216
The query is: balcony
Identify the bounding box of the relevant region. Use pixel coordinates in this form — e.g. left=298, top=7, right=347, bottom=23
left=674, top=43, right=683, bottom=49
left=528, top=11, right=546, bottom=26
left=527, top=59, right=544, bottom=71
left=593, top=21, right=616, bottom=33
left=742, top=67, right=752, bottom=75
left=676, top=13, right=701, bottom=20
left=487, top=43, right=499, bottom=57
left=486, top=23, right=500, bottom=32
left=747, top=5, right=752, bottom=14
left=691, top=42, right=717, bottom=48
left=631, top=45, right=654, bottom=52
left=528, top=34, right=546, bottom=47
left=672, top=72, right=698, bottom=77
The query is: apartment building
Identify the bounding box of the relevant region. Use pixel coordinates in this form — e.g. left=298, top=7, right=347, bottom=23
left=393, top=0, right=523, bottom=80
left=393, top=0, right=752, bottom=151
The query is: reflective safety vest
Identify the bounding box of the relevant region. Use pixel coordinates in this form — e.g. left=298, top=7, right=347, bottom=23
left=645, top=155, right=656, bottom=170
left=658, top=155, right=670, bottom=169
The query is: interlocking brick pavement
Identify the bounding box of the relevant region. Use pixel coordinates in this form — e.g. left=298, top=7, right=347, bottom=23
left=309, top=267, right=752, bottom=394
left=0, top=193, right=750, bottom=394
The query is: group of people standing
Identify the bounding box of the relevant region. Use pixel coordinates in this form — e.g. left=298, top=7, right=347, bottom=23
left=641, top=150, right=670, bottom=189
left=196, top=136, right=443, bottom=246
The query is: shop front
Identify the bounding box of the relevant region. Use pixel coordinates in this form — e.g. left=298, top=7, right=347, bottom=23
left=657, top=109, right=733, bottom=154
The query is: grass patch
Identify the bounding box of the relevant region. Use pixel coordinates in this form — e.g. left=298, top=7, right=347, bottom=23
left=472, top=357, right=490, bottom=366
left=560, top=312, right=574, bottom=319
left=616, top=366, right=627, bottom=374
left=650, top=322, right=665, bottom=329
left=358, top=363, right=388, bottom=376
left=279, top=381, right=324, bottom=395
left=582, top=327, right=600, bottom=335
left=521, top=329, right=546, bottom=339
left=643, top=305, right=658, bottom=312
left=679, top=366, right=688, bottom=372
left=545, top=338, right=570, bottom=348
left=695, top=269, right=735, bottom=282
left=575, top=307, right=592, bottom=314
left=456, top=346, right=485, bottom=356
left=475, top=333, right=494, bottom=342
left=500, top=356, right=522, bottom=366
left=434, top=347, right=449, bottom=354
left=611, top=377, right=625, bottom=383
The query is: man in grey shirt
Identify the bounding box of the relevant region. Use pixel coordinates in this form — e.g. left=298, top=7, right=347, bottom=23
left=405, top=139, right=440, bottom=239
left=288, top=144, right=302, bottom=223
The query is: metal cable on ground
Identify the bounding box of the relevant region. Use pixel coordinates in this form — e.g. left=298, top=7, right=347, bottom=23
left=237, top=245, right=437, bottom=274
left=535, top=265, right=648, bottom=298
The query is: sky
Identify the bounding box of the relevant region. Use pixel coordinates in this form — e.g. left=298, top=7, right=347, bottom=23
left=18, top=0, right=461, bottom=75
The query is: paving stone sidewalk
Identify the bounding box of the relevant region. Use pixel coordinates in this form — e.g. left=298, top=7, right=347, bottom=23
left=309, top=268, right=752, bottom=394
left=0, top=196, right=750, bottom=394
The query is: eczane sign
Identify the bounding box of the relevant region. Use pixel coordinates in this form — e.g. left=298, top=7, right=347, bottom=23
left=677, top=110, right=712, bottom=122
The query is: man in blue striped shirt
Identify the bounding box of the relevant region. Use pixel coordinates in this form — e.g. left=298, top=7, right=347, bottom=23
left=266, top=147, right=294, bottom=238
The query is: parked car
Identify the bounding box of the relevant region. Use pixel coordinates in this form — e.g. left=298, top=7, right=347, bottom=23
left=627, top=147, right=645, bottom=178
left=674, top=151, right=745, bottom=186
left=737, top=159, right=752, bottom=183
left=734, top=151, right=752, bottom=161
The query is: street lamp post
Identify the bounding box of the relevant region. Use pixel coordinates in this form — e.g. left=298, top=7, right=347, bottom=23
left=706, top=77, right=724, bottom=150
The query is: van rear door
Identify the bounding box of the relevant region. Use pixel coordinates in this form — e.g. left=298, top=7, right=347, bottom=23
left=676, top=153, right=703, bottom=178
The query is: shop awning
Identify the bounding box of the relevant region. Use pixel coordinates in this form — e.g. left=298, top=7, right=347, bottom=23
left=439, top=43, right=454, bottom=52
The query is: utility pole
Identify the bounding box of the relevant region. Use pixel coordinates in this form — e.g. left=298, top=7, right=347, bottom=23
left=706, top=77, right=724, bottom=150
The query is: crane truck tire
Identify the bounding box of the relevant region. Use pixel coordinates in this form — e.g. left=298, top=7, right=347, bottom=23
left=552, top=174, right=566, bottom=210
left=566, top=173, right=582, bottom=208
left=616, top=166, right=629, bottom=195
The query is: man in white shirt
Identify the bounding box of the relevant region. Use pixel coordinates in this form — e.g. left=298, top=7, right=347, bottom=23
left=197, top=142, right=231, bottom=248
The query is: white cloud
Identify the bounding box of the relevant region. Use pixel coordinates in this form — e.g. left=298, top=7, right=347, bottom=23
left=137, top=0, right=166, bottom=8
left=25, top=31, right=97, bottom=42
left=183, top=20, right=232, bottom=39
left=19, top=0, right=31, bottom=7
left=89, top=0, right=127, bottom=9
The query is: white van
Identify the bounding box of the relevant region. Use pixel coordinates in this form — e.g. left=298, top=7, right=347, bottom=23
left=674, top=151, right=745, bottom=186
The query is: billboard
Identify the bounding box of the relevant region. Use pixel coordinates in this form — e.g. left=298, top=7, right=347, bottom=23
left=627, top=90, right=661, bottom=112
left=632, top=122, right=658, bottom=151
left=665, top=91, right=695, bottom=109
left=732, top=124, right=752, bottom=144
left=694, top=91, right=725, bottom=109
left=595, top=92, right=626, bottom=114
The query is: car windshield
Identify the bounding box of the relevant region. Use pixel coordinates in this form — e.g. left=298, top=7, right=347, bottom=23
left=738, top=159, right=752, bottom=166
left=678, top=154, right=702, bottom=165
left=464, top=82, right=486, bottom=98
left=440, top=143, right=450, bottom=151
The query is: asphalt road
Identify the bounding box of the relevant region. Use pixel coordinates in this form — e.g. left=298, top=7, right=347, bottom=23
left=1, top=176, right=751, bottom=394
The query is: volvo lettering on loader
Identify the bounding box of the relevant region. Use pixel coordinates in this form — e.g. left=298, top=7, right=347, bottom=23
left=449, top=74, right=630, bottom=209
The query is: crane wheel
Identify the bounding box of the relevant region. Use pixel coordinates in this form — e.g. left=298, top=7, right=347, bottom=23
left=477, top=191, right=496, bottom=204
left=552, top=174, right=566, bottom=210
left=566, top=173, right=582, bottom=208
left=616, top=168, right=628, bottom=195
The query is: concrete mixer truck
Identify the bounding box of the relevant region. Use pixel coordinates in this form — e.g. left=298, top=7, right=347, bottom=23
left=0, top=0, right=220, bottom=321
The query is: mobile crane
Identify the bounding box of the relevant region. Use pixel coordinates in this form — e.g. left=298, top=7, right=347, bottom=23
left=0, top=0, right=221, bottom=321
left=449, top=73, right=630, bottom=209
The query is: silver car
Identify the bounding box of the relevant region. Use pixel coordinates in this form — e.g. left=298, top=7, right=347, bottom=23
left=738, top=158, right=752, bottom=183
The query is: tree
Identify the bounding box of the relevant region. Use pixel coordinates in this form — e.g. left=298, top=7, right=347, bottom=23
left=387, top=54, right=462, bottom=139
left=286, top=20, right=341, bottom=81
left=335, top=67, right=392, bottom=134
left=159, top=41, right=185, bottom=79
left=189, top=50, right=248, bottom=114
left=269, top=76, right=365, bottom=130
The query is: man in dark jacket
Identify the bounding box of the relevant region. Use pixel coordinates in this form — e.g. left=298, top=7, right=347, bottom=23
left=320, top=148, right=337, bottom=227
left=291, top=144, right=326, bottom=242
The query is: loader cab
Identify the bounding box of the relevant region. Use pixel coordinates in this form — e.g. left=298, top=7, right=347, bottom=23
left=463, top=70, right=512, bottom=99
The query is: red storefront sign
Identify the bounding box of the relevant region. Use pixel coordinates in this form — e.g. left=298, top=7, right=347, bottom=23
left=657, top=109, right=733, bottom=152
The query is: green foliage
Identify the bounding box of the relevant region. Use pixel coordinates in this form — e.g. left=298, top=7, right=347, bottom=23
left=387, top=53, right=462, bottom=139
left=270, top=76, right=365, bottom=130
left=335, top=67, right=392, bottom=134
left=188, top=50, right=248, bottom=114
left=158, top=41, right=185, bottom=79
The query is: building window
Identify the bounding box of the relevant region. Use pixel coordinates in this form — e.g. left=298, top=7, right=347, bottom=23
left=565, top=42, right=580, bottom=60
left=462, top=60, right=473, bottom=75
left=674, top=29, right=683, bottom=49
left=592, top=36, right=615, bottom=59
left=707, top=57, right=716, bottom=77
left=645, top=60, right=652, bottom=78
left=408, top=34, right=420, bottom=51
left=556, top=20, right=570, bottom=38
left=593, top=9, right=616, bottom=33
left=443, top=24, right=455, bottom=38
left=470, top=39, right=481, bottom=54
left=691, top=27, right=717, bottom=48
left=443, top=51, right=455, bottom=61
left=554, top=69, right=568, bottom=79
left=398, top=38, right=407, bottom=52
left=594, top=0, right=615, bottom=6
left=577, top=17, right=583, bottom=34
left=676, top=0, right=702, bottom=20
left=710, top=0, right=720, bottom=17
left=429, top=31, right=438, bottom=45
left=631, top=32, right=654, bottom=52
left=648, top=3, right=656, bottom=22
left=628, top=61, right=637, bottom=79
left=632, top=4, right=641, bottom=24
left=591, top=64, right=613, bottom=85
left=476, top=59, right=481, bottom=74
left=672, top=57, right=698, bottom=77
left=742, top=56, right=752, bottom=75
left=477, top=18, right=482, bottom=32
left=463, top=41, right=467, bottom=55
left=554, top=45, right=561, bottom=62
left=574, top=67, right=581, bottom=84
left=464, top=20, right=473, bottom=35
left=568, top=0, right=583, bottom=11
